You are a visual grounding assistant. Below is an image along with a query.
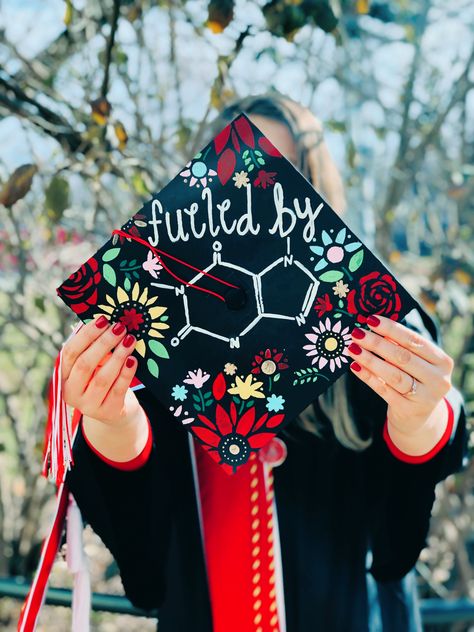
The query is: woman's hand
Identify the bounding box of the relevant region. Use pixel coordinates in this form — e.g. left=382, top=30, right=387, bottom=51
left=61, top=315, right=141, bottom=428
left=347, top=314, right=454, bottom=453
left=61, top=315, right=151, bottom=462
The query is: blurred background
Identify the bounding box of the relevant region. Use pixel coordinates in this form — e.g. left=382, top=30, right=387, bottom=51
left=0, top=0, right=473, bottom=630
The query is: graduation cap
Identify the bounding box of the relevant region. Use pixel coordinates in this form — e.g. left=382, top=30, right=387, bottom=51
left=56, top=113, right=421, bottom=474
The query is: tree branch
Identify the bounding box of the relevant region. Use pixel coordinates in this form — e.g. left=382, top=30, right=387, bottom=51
left=101, top=0, right=121, bottom=99
left=0, top=70, right=89, bottom=154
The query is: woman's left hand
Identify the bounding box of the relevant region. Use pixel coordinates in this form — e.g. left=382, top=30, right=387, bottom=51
left=347, top=314, right=454, bottom=436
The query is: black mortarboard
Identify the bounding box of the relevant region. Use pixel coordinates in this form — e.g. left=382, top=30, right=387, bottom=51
left=57, top=113, right=421, bottom=473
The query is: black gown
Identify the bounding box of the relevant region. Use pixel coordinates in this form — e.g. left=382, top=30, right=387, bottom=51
left=66, top=306, right=469, bottom=632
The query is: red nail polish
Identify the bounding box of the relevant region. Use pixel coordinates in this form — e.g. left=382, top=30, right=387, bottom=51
left=351, top=327, right=366, bottom=339
left=126, top=357, right=135, bottom=368
left=96, top=315, right=109, bottom=328
left=350, top=362, right=362, bottom=372
left=367, top=315, right=380, bottom=327
left=112, top=322, right=125, bottom=335
left=123, top=334, right=135, bottom=348
left=348, top=342, right=362, bottom=355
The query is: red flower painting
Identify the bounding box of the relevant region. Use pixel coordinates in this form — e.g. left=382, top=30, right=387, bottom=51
left=58, top=257, right=101, bottom=315
left=347, top=271, right=402, bottom=324
left=119, top=308, right=144, bottom=331
left=253, top=169, right=277, bottom=189
left=314, top=293, right=333, bottom=317
left=192, top=402, right=285, bottom=472
left=251, top=348, right=289, bottom=375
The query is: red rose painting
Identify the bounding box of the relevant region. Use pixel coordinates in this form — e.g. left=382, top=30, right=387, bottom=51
left=346, top=271, right=401, bottom=324
left=58, top=257, right=101, bottom=315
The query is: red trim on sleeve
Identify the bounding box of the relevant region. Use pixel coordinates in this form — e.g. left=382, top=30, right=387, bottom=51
left=383, top=397, right=454, bottom=464
left=81, top=414, right=153, bottom=471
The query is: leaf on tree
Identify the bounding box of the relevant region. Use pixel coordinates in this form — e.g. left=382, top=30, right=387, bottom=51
left=90, top=98, right=111, bottom=126
left=114, top=121, right=128, bottom=151
left=132, top=172, right=151, bottom=197
left=45, top=176, right=69, bottom=222
left=356, top=0, right=369, bottom=14
left=0, top=164, right=38, bottom=207
left=206, top=0, right=234, bottom=33
left=310, top=3, right=338, bottom=33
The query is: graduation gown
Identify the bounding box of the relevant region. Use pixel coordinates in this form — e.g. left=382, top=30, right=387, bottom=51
left=65, top=306, right=469, bottom=632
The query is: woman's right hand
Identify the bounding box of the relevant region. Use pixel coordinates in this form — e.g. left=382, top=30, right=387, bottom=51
left=61, top=315, right=142, bottom=426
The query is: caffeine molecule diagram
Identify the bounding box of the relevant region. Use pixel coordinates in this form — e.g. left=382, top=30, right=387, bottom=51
left=150, top=238, right=318, bottom=349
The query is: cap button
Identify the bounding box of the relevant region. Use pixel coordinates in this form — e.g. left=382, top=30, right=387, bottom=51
left=258, top=437, right=287, bottom=467
left=224, top=286, right=247, bottom=310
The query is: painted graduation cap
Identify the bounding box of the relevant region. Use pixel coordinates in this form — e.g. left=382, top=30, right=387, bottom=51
left=57, top=113, right=421, bottom=474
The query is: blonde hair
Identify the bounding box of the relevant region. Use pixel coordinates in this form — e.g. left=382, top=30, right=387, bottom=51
left=210, top=91, right=372, bottom=451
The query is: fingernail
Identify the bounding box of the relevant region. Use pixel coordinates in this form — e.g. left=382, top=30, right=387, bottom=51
left=351, top=327, right=366, bottom=339
left=123, top=334, right=135, bottom=348
left=96, top=315, right=109, bottom=328
left=350, top=361, right=362, bottom=372
left=367, top=315, right=380, bottom=327
left=348, top=342, right=362, bottom=355
left=126, top=357, right=135, bottom=368
left=112, top=322, right=125, bottom=335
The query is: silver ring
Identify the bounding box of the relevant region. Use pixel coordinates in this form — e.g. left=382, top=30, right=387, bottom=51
left=404, top=376, right=417, bottom=396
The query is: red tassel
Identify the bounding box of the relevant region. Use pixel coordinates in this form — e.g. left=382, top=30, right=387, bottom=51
left=17, top=482, right=69, bottom=631
left=42, top=324, right=83, bottom=486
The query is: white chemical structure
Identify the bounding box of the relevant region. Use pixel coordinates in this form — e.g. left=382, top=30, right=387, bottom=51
left=150, top=238, right=318, bottom=349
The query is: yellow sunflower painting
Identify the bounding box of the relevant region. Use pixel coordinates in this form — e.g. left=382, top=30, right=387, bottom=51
left=95, top=282, right=170, bottom=377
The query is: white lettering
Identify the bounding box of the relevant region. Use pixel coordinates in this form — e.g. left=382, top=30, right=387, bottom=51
left=268, top=182, right=296, bottom=238
left=202, top=187, right=220, bottom=237
left=148, top=199, right=163, bottom=246
left=236, top=184, right=260, bottom=236
left=165, top=209, right=189, bottom=242
left=147, top=182, right=323, bottom=246
left=294, top=197, right=324, bottom=242
left=217, top=199, right=237, bottom=234
left=184, top=202, right=206, bottom=239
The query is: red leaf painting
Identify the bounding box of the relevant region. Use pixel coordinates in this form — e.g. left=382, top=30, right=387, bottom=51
left=231, top=129, right=240, bottom=152
left=214, top=124, right=231, bottom=154
left=212, top=372, right=227, bottom=401
left=258, top=136, right=282, bottom=157
left=217, top=148, right=237, bottom=185
left=234, top=116, right=255, bottom=148
left=265, top=413, right=285, bottom=429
